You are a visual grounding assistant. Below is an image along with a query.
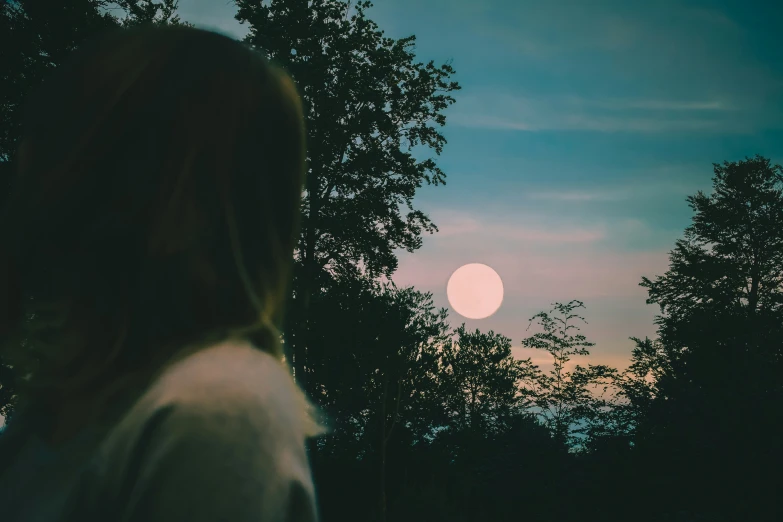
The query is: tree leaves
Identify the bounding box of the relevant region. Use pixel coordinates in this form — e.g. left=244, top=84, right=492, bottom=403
left=439, top=325, right=524, bottom=436
left=236, top=0, right=460, bottom=279
left=519, top=301, right=617, bottom=448
left=630, top=156, right=783, bottom=521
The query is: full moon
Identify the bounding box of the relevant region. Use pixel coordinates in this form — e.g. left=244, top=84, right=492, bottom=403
left=446, top=263, right=504, bottom=320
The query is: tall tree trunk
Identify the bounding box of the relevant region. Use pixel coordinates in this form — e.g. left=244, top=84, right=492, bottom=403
left=748, top=271, right=759, bottom=314
left=469, top=387, right=479, bottom=434
left=379, top=376, right=403, bottom=522
left=379, top=376, right=389, bottom=522
left=296, top=166, right=319, bottom=389
left=298, top=165, right=320, bottom=466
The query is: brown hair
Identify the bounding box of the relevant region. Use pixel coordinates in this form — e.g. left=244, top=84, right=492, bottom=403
left=0, top=25, right=306, bottom=421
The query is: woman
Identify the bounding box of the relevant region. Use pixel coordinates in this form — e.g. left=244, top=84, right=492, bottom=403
left=0, top=25, right=322, bottom=522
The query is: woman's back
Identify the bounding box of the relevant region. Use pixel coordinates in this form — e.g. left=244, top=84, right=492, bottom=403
left=0, top=339, right=318, bottom=522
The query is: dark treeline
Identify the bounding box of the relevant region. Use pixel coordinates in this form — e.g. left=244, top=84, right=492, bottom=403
left=2, top=2, right=782, bottom=521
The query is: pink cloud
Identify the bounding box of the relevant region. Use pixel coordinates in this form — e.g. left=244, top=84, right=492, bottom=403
left=427, top=208, right=606, bottom=244
left=434, top=213, right=482, bottom=237
left=511, top=347, right=631, bottom=379
left=498, top=227, right=604, bottom=243
left=512, top=346, right=556, bottom=367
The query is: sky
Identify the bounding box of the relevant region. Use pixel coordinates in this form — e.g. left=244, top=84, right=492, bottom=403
left=176, top=0, right=783, bottom=373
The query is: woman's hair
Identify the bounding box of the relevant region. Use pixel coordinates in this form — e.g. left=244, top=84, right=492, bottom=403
left=0, top=25, right=306, bottom=414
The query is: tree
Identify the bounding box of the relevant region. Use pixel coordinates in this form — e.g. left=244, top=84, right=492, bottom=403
left=0, top=0, right=184, bottom=167
left=432, top=326, right=531, bottom=522
left=637, top=155, right=783, bottom=521
left=602, top=336, right=671, bottom=446
left=640, top=155, right=783, bottom=433
left=643, top=156, right=783, bottom=322
left=520, top=300, right=617, bottom=449
left=439, top=325, right=525, bottom=438
left=234, top=0, right=460, bottom=393
left=302, top=275, right=450, bottom=522
left=370, top=285, right=448, bottom=522
left=116, top=0, right=186, bottom=27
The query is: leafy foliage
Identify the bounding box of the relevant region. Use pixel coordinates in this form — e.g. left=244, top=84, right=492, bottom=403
left=234, top=3, right=461, bottom=447
left=635, top=156, right=783, bottom=521
left=1, top=0, right=184, bottom=167
left=236, top=0, right=460, bottom=281
left=439, top=325, right=525, bottom=436
left=520, top=300, right=617, bottom=447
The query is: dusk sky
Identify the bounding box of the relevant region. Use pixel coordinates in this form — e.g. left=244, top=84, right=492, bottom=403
left=178, top=0, right=783, bottom=372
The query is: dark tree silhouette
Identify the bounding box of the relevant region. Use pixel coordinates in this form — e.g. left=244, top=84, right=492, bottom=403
left=520, top=300, right=617, bottom=448
left=234, top=0, right=460, bottom=399
left=305, top=277, right=449, bottom=522
left=1, top=0, right=183, bottom=170
left=440, top=325, right=525, bottom=437
left=636, top=155, right=783, bottom=521
left=608, top=336, right=670, bottom=444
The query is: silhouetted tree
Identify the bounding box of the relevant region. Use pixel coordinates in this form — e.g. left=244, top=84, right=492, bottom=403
left=303, top=275, right=450, bottom=522
left=520, top=300, right=617, bottom=448
left=637, top=155, right=783, bottom=521
left=431, top=326, right=547, bottom=522
left=439, top=325, right=525, bottom=438
left=370, top=285, right=449, bottom=522
left=1, top=0, right=183, bottom=169
left=117, top=0, right=186, bottom=27
left=234, top=0, right=460, bottom=397
left=607, top=336, right=671, bottom=443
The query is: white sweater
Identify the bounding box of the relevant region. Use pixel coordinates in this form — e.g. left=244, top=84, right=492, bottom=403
left=0, top=340, right=321, bottom=522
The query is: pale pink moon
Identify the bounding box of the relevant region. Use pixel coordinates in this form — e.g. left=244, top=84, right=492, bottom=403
left=446, top=263, right=504, bottom=320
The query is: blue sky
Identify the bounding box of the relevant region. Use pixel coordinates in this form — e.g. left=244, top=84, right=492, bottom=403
left=176, top=0, right=783, bottom=372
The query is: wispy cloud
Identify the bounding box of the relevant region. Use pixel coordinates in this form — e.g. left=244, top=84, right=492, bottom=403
left=435, top=213, right=482, bottom=237
left=445, top=1, right=782, bottom=134
left=510, top=347, right=617, bottom=375
left=526, top=190, right=622, bottom=202
left=424, top=206, right=684, bottom=254
left=511, top=346, right=555, bottom=367
left=525, top=179, right=703, bottom=203
left=449, top=93, right=747, bottom=134
left=502, top=227, right=604, bottom=243
left=430, top=208, right=605, bottom=243
left=581, top=98, right=731, bottom=111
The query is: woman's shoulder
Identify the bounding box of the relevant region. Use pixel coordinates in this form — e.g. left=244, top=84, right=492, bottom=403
left=90, top=339, right=318, bottom=486
left=148, top=339, right=296, bottom=410
left=122, top=338, right=320, bottom=440
left=84, top=339, right=321, bottom=522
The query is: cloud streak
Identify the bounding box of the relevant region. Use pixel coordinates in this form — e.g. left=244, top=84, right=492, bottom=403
left=577, top=98, right=731, bottom=112
left=449, top=93, right=749, bottom=134
left=444, top=1, right=782, bottom=134
left=524, top=178, right=703, bottom=203
left=430, top=208, right=605, bottom=243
